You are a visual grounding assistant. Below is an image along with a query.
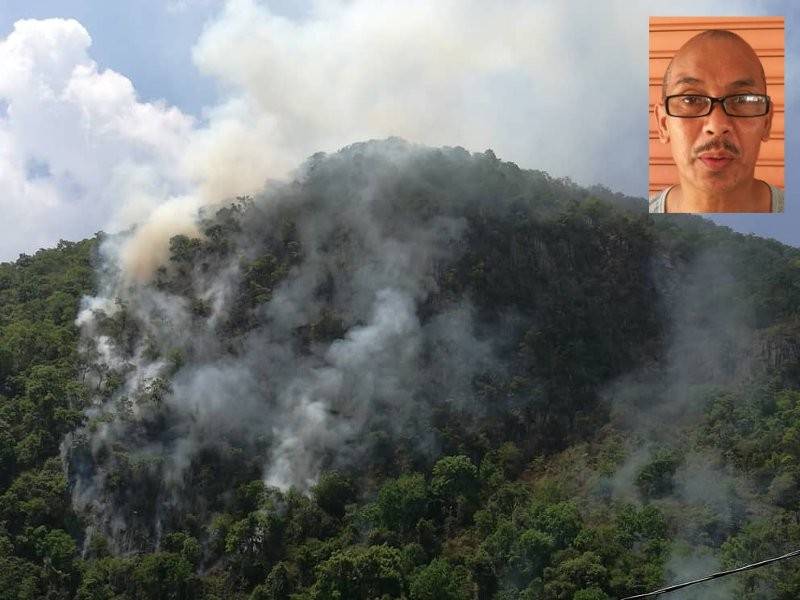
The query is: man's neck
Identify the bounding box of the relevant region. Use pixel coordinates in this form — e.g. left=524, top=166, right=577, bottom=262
left=666, top=179, right=771, bottom=213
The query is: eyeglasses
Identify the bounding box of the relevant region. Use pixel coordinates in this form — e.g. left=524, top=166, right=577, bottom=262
left=664, top=94, right=771, bottom=118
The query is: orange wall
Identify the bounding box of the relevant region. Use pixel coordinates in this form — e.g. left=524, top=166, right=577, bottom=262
left=648, top=16, right=785, bottom=196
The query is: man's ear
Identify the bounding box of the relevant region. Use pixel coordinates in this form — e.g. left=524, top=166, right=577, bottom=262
left=761, top=102, right=774, bottom=142
left=654, top=102, right=669, bottom=144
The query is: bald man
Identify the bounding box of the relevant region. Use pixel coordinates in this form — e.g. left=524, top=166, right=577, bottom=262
left=650, top=30, right=784, bottom=213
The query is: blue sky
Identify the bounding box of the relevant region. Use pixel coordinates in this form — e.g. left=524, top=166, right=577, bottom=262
left=0, top=1, right=220, bottom=116
left=0, top=0, right=797, bottom=262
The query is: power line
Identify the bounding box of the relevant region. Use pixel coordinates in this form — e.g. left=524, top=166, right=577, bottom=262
left=620, top=548, right=800, bottom=599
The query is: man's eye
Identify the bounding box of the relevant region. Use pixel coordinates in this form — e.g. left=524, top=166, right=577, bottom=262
left=681, top=96, right=705, bottom=105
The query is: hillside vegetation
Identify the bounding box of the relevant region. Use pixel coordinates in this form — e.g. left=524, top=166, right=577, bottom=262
left=1, top=139, right=800, bottom=599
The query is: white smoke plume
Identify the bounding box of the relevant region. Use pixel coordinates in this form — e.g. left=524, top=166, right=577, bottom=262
left=64, top=140, right=510, bottom=549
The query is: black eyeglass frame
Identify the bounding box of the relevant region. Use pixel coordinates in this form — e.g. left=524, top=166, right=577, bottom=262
left=663, top=93, right=771, bottom=118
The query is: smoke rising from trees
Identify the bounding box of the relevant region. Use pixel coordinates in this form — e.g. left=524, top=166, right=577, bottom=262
left=64, top=140, right=521, bottom=547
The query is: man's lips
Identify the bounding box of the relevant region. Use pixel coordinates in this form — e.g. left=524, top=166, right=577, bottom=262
left=697, top=152, right=734, bottom=171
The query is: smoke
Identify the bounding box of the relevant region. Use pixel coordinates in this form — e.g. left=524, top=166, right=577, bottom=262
left=602, top=241, right=760, bottom=514
left=609, top=242, right=758, bottom=435
left=188, top=0, right=768, bottom=200
left=115, top=196, right=204, bottom=283
left=664, top=548, right=736, bottom=600
left=600, top=237, right=785, bottom=594
left=264, top=287, right=422, bottom=490
left=64, top=140, right=508, bottom=548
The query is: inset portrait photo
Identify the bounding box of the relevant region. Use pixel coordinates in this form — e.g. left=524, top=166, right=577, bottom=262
left=649, top=16, right=785, bottom=213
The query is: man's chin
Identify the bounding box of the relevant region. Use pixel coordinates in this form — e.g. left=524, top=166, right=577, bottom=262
left=687, top=171, right=748, bottom=194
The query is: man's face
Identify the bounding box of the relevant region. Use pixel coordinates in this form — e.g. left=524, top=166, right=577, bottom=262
left=655, top=35, right=772, bottom=195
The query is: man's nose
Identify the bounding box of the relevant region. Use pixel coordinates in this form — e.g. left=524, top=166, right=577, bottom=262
left=703, top=101, right=733, bottom=135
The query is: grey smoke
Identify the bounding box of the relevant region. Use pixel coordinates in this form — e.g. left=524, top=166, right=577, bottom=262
left=664, top=548, right=736, bottom=600
left=63, top=140, right=501, bottom=548
left=604, top=239, right=778, bottom=595
left=608, top=242, right=759, bottom=436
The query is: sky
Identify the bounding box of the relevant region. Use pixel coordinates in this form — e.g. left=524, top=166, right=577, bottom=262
left=0, top=0, right=798, bottom=262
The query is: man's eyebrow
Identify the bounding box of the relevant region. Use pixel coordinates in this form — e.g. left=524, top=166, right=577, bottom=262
left=672, top=76, right=703, bottom=87
left=729, top=78, right=757, bottom=88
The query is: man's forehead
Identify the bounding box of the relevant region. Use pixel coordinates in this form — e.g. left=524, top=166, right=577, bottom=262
left=666, top=35, right=766, bottom=92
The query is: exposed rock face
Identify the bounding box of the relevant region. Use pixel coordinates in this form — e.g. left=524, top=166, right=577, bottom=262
left=757, top=321, right=800, bottom=374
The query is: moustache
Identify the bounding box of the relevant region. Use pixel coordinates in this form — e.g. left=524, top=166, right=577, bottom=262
left=693, top=138, right=740, bottom=157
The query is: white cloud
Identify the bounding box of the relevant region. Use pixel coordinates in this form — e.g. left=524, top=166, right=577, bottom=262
left=0, top=18, right=194, bottom=261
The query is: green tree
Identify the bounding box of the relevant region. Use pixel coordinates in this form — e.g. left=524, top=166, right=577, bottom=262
left=635, top=450, right=680, bottom=500
left=251, top=561, right=292, bottom=600
left=431, top=455, right=479, bottom=529
left=508, top=528, right=554, bottom=583
left=133, top=552, right=193, bottom=600
left=431, top=456, right=479, bottom=503
left=161, top=532, right=201, bottom=568
left=313, top=471, right=357, bottom=518
left=542, top=551, right=607, bottom=600
left=312, top=544, right=406, bottom=600
left=377, top=473, right=429, bottom=534
left=409, top=558, right=476, bottom=600
left=530, top=501, right=582, bottom=550
left=75, top=556, right=136, bottom=600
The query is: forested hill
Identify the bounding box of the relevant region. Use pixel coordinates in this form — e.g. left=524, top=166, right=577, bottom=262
left=1, top=138, right=800, bottom=599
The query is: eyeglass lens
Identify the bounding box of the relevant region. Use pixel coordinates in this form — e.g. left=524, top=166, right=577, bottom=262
left=667, top=94, right=768, bottom=117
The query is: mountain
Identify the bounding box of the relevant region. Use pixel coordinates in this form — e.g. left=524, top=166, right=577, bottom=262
left=1, top=138, right=799, bottom=599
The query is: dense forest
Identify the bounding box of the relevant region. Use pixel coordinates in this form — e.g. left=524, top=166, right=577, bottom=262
left=1, top=138, right=799, bottom=599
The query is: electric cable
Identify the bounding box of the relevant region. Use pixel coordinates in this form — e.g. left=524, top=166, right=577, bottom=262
left=619, top=547, right=800, bottom=599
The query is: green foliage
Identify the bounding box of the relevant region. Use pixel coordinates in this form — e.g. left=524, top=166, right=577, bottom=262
left=542, top=551, right=607, bottom=600
left=431, top=456, right=479, bottom=502
left=705, top=386, right=800, bottom=517
left=614, top=505, right=667, bottom=545
left=313, top=471, right=357, bottom=518
left=311, top=544, right=406, bottom=600
left=251, top=561, right=292, bottom=600
left=721, top=516, right=800, bottom=599
left=526, top=501, right=582, bottom=550
left=224, top=508, right=285, bottom=585
left=241, top=253, right=290, bottom=307
left=77, top=552, right=198, bottom=600
left=573, top=588, right=610, bottom=600
left=134, top=552, right=194, bottom=599
left=409, top=558, right=475, bottom=600
left=162, top=532, right=201, bottom=567
left=0, top=554, right=44, bottom=600
left=635, top=450, right=680, bottom=500
left=0, top=239, right=100, bottom=599
left=508, top=528, right=554, bottom=582
left=377, top=473, right=429, bottom=534
left=170, top=235, right=203, bottom=265
left=1, top=458, right=70, bottom=534
left=431, top=455, right=480, bottom=532
left=30, top=526, right=77, bottom=571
